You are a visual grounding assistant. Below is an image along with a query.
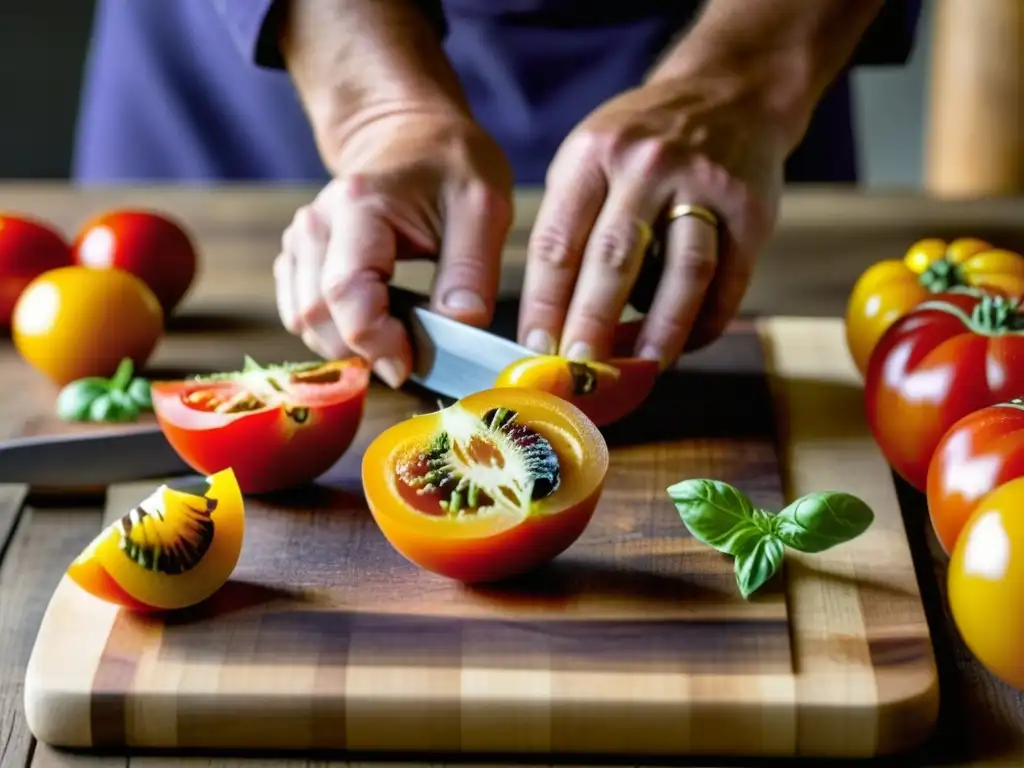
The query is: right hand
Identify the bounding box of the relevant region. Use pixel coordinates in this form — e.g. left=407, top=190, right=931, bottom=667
left=274, top=111, right=514, bottom=388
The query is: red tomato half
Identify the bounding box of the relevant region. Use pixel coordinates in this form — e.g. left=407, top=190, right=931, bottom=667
left=927, top=400, right=1024, bottom=555
left=0, top=214, right=73, bottom=328
left=73, top=209, right=197, bottom=315
left=152, top=356, right=370, bottom=494
left=865, top=291, right=1024, bottom=491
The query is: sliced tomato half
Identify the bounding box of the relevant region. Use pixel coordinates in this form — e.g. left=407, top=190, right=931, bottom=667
left=152, top=355, right=370, bottom=494
left=362, top=387, right=609, bottom=583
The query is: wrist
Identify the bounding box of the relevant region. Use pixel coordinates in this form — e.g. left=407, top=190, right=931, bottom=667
left=279, top=0, right=470, bottom=164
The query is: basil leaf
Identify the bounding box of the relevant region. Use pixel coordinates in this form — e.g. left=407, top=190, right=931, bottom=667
left=56, top=379, right=111, bottom=421
left=734, top=535, right=785, bottom=599
left=774, top=491, right=875, bottom=553
left=667, top=479, right=763, bottom=556
left=127, top=377, right=152, bottom=409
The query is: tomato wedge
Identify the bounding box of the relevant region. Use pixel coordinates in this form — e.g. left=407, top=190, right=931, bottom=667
left=494, top=355, right=657, bottom=427
left=362, top=387, right=609, bottom=583
left=152, top=356, right=370, bottom=494
left=67, top=468, right=244, bottom=611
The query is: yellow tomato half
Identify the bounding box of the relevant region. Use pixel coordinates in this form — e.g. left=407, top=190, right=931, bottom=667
left=844, top=238, right=1024, bottom=376
left=948, top=476, right=1024, bottom=690
left=11, top=265, right=164, bottom=385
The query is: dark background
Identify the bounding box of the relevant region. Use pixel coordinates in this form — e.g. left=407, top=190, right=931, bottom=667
left=0, top=0, right=931, bottom=185
left=2, top=1, right=96, bottom=179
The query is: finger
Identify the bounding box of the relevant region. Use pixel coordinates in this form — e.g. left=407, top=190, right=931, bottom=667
left=683, top=234, right=754, bottom=352
left=518, top=152, right=607, bottom=355
left=291, top=207, right=348, bottom=359
left=320, top=202, right=412, bottom=388
left=273, top=250, right=301, bottom=335
left=557, top=181, right=660, bottom=361
left=431, top=181, right=511, bottom=327
left=634, top=211, right=719, bottom=368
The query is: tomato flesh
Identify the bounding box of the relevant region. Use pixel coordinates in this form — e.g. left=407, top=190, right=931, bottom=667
left=362, top=388, right=608, bottom=583
left=152, top=357, right=370, bottom=494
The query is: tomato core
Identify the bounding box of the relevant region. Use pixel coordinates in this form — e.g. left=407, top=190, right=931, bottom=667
left=918, top=258, right=964, bottom=293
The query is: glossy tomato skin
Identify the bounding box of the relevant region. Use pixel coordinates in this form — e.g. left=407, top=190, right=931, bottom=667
left=948, top=476, right=1024, bottom=690
left=151, top=359, right=370, bottom=494
left=74, top=209, right=197, bottom=315
left=845, top=238, right=1024, bottom=377
left=927, top=401, right=1024, bottom=555
left=0, top=214, right=73, bottom=329
left=12, top=265, right=164, bottom=385
left=864, top=291, right=1024, bottom=491
left=494, top=355, right=657, bottom=427
left=362, top=387, right=609, bottom=583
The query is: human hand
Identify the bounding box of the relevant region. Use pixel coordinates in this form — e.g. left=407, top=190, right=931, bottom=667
left=518, top=66, right=789, bottom=368
left=273, top=112, right=513, bottom=388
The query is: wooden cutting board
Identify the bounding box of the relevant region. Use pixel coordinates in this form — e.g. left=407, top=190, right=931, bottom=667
left=22, top=317, right=939, bottom=759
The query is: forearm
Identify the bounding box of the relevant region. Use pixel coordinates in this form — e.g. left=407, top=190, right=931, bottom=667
left=278, top=0, right=469, bottom=170
left=649, top=0, right=885, bottom=149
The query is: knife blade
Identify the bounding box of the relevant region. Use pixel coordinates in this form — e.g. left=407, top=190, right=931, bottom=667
left=0, top=426, right=191, bottom=487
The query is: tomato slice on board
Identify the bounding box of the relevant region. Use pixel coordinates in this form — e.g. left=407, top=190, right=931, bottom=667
left=494, top=355, right=657, bottom=427
left=66, top=468, right=244, bottom=611
left=362, top=387, right=609, bottom=583
left=152, top=356, right=370, bottom=494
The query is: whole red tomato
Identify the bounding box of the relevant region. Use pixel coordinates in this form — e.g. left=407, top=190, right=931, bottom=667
left=0, top=214, right=72, bottom=329
left=865, top=290, right=1024, bottom=492
left=927, top=400, right=1024, bottom=555
left=73, top=209, right=197, bottom=315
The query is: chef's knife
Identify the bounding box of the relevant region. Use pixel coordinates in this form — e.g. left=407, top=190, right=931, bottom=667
left=0, top=288, right=534, bottom=488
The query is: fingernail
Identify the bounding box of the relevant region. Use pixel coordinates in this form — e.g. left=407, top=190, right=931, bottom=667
left=442, top=289, right=486, bottom=315
left=564, top=341, right=594, bottom=361
left=524, top=328, right=556, bottom=355
left=373, top=357, right=405, bottom=389
left=638, top=344, right=666, bottom=369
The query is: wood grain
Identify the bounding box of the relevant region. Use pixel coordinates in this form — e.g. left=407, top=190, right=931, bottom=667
left=22, top=319, right=936, bottom=759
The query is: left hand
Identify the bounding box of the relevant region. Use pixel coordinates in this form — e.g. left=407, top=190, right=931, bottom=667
left=517, top=68, right=789, bottom=368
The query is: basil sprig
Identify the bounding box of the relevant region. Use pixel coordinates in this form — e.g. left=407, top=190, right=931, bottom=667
left=667, top=479, right=875, bottom=598
left=56, top=357, right=153, bottom=423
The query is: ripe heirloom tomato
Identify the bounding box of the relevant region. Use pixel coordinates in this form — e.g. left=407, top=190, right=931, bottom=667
left=0, top=214, right=73, bottom=329
left=494, top=355, right=657, bottom=427
left=362, top=387, right=609, bottom=583
left=12, top=265, right=163, bottom=385
left=927, top=399, right=1024, bottom=555
left=845, top=237, right=1024, bottom=376
left=151, top=356, right=369, bottom=494
left=865, top=291, right=1024, bottom=492
left=67, top=468, right=244, bottom=611
left=74, top=209, right=198, bottom=315
left=948, top=476, right=1024, bottom=690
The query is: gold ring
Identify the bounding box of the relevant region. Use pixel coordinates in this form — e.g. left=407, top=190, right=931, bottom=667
left=666, top=203, right=719, bottom=229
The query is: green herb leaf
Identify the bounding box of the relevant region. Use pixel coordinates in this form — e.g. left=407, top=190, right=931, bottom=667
left=734, top=536, right=785, bottom=599
left=774, top=491, right=875, bottom=553
left=56, top=379, right=111, bottom=421
left=88, top=393, right=139, bottom=423
left=667, top=479, right=763, bottom=556
left=108, top=357, right=135, bottom=392
left=127, top=377, right=152, bottom=409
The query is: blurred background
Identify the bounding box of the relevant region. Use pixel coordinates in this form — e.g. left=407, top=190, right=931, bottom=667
left=1, top=0, right=1019, bottom=194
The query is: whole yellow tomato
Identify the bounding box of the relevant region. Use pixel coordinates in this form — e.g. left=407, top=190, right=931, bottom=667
left=948, top=476, right=1024, bottom=691
left=12, top=266, right=164, bottom=385
left=844, top=237, right=1024, bottom=376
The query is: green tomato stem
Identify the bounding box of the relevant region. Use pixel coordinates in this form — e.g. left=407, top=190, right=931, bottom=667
left=917, top=258, right=964, bottom=293
left=109, top=357, right=135, bottom=392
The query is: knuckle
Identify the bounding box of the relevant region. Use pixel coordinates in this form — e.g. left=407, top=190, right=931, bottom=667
left=628, top=138, right=672, bottom=175
left=590, top=224, right=643, bottom=273
left=673, top=245, right=718, bottom=284
left=333, top=173, right=377, bottom=203
left=528, top=227, right=577, bottom=267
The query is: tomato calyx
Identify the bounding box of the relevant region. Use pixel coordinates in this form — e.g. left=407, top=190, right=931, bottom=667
left=395, top=404, right=561, bottom=520
left=918, top=257, right=965, bottom=293
left=916, top=294, right=1024, bottom=336
left=183, top=356, right=351, bottom=422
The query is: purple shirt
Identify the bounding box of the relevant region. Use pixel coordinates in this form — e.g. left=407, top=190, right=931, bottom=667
left=73, top=0, right=921, bottom=185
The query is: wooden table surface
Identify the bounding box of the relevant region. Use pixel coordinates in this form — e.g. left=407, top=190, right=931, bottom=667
left=2, top=183, right=1024, bottom=767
